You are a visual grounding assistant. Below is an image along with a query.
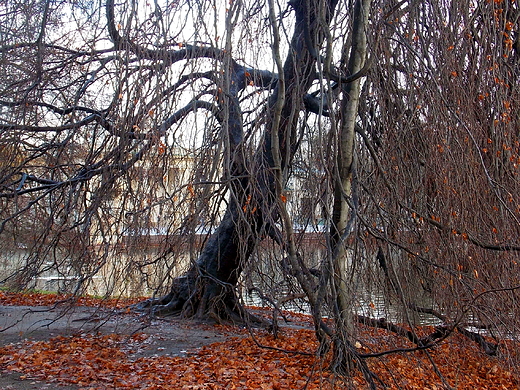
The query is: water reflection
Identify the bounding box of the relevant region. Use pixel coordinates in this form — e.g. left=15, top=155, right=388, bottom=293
left=243, top=284, right=441, bottom=326
left=1, top=242, right=441, bottom=326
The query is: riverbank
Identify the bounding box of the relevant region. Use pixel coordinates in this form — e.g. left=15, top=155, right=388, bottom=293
left=1, top=292, right=518, bottom=389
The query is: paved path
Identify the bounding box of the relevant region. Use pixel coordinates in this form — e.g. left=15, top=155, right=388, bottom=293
left=0, top=305, right=231, bottom=389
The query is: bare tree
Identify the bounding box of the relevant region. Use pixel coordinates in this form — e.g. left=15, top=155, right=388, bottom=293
left=1, top=0, right=520, bottom=384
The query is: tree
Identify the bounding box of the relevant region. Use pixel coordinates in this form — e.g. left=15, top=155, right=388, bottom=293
left=1, top=0, right=520, bottom=384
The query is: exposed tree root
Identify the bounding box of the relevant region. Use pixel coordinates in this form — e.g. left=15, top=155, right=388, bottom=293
left=357, top=310, right=498, bottom=357
left=356, top=314, right=421, bottom=345
left=409, top=304, right=499, bottom=355
left=132, top=275, right=269, bottom=328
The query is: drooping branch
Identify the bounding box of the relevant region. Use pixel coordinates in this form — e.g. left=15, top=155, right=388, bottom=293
left=0, top=114, right=100, bottom=133
left=0, top=97, right=219, bottom=200
left=356, top=125, right=520, bottom=253
left=106, top=0, right=230, bottom=66
left=356, top=314, right=421, bottom=345
left=0, top=100, right=103, bottom=116
left=408, top=304, right=499, bottom=356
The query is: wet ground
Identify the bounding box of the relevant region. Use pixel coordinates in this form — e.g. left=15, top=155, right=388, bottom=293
left=0, top=305, right=232, bottom=389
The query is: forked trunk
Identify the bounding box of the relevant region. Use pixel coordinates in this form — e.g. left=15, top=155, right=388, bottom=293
left=141, top=0, right=339, bottom=324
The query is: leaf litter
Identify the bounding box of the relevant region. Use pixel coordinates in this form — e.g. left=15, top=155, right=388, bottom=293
left=1, top=291, right=519, bottom=389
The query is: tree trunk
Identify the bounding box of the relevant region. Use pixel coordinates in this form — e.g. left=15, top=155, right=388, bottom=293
left=140, top=0, right=338, bottom=323
left=140, top=201, right=255, bottom=321
left=329, top=0, right=372, bottom=375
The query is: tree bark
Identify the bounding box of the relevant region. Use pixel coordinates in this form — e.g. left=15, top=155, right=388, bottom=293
left=140, top=0, right=339, bottom=323
left=329, top=0, right=372, bottom=375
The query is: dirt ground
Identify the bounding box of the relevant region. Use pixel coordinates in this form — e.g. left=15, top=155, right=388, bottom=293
left=0, top=304, right=233, bottom=389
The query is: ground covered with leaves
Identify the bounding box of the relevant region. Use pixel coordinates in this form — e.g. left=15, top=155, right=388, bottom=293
left=0, top=291, right=518, bottom=389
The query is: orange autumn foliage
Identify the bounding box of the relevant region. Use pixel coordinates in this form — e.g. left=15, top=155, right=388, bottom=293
left=0, top=292, right=519, bottom=389
left=0, top=290, right=143, bottom=309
